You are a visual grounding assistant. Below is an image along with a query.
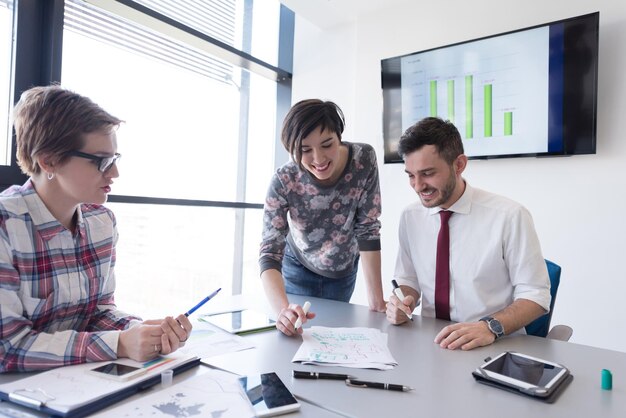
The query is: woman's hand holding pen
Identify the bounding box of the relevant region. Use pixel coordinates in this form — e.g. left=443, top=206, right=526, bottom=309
left=118, top=323, right=167, bottom=362
left=277, top=303, right=315, bottom=337
left=141, top=314, right=193, bottom=355
left=159, top=314, right=192, bottom=354
left=117, top=291, right=212, bottom=360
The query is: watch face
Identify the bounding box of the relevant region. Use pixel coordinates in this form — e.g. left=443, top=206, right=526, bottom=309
left=489, top=319, right=504, bottom=334
left=480, top=317, right=504, bottom=338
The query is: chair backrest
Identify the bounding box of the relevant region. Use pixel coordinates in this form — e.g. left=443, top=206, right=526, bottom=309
left=524, top=259, right=561, bottom=337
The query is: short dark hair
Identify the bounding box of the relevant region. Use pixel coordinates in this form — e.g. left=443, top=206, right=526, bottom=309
left=13, top=85, right=122, bottom=176
left=281, top=99, right=345, bottom=168
left=397, top=117, right=464, bottom=165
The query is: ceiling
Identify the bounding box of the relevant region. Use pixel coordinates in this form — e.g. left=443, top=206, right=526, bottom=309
left=279, top=0, right=412, bottom=29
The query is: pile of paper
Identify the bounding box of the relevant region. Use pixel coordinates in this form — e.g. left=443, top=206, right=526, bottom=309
left=100, top=368, right=255, bottom=417
left=292, top=326, right=397, bottom=370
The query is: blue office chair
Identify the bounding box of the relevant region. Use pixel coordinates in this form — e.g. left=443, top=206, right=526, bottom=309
left=524, top=259, right=572, bottom=341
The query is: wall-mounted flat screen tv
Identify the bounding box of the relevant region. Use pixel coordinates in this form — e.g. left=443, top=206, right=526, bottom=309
left=381, top=12, right=599, bottom=163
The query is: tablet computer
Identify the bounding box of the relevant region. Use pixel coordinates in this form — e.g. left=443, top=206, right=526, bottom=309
left=238, top=372, right=300, bottom=417
left=474, top=351, right=570, bottom=398
left=200, top=309, right=276, bottom=334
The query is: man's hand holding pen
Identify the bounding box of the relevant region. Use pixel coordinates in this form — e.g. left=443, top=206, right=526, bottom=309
left=387, top=280, right=418, bottom=325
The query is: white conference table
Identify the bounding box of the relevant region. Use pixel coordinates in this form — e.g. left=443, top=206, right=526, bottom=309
left=201, top=294, right=625, bottom=418
left=1, top=294, right=624, bottom=417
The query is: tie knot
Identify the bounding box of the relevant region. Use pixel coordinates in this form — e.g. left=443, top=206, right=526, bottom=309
left=439, top=210, right=453, bottom=223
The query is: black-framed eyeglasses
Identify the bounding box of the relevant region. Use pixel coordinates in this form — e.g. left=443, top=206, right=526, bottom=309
left=68, top=151, right=121, bottom=173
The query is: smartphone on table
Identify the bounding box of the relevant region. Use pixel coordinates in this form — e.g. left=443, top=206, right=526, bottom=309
left=88, top=362, right=148, bottom=382
left=238, top=372, right=300, bottom=417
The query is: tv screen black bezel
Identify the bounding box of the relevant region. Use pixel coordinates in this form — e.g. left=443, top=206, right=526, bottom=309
left=381, top=12, right=599, bottom=163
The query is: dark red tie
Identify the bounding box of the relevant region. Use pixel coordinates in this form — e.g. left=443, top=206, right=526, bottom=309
left=435, top=210, right=453, bottom=320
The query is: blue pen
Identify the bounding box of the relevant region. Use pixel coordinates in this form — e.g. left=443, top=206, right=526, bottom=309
left=185, top=288, right=222, bottom=317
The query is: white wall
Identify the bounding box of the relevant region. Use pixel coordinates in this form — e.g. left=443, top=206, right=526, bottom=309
left=289, top=0, right=626, bottom=352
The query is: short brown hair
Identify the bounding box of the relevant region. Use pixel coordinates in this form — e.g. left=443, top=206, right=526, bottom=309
left=13, top=85, right=122, bottom=176
left=398, top=117, right=464, bottom=165
left=281, top=99, right=345, bottom=169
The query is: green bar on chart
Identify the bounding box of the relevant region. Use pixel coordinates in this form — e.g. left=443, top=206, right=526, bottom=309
left=465, top=75, right=473, bottom=138
left=430, top=80, right=437, bottom=117
left=484, top=84, right=492, bottom=137
left=447, top=80, right=455, bottom=123
left=504, top=111, right=513, bottom=135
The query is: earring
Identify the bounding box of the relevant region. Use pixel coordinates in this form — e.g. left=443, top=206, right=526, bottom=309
left=47, top=172, right=54, bottom=180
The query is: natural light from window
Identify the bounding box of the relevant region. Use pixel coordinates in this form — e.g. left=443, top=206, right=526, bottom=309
left=61, top=0, right=281, bottom=318
left=0, top=1, right=13, bottom=166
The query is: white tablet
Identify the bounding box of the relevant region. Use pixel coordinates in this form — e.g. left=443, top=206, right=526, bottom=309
left=475, top=351, right=570, bottom=397
left=238, top=372, right=300, bottom=417
left=201, top=309, right=276, bottom=334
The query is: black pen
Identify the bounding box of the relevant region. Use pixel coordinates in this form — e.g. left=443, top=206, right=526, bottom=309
left=391, top=280, right=413, bottom=321
left=293, top=370, right=355, bottom=380
left=345, top=379, right=414, bottom=392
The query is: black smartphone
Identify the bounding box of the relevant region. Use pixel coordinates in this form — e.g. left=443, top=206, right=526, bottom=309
left=88, top=362, right=147, bottom=382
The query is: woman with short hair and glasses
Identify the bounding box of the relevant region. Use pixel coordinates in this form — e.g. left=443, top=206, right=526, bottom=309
left=0, top=85, right=191, bottom=373
left=259, top=99, right=386, bottom=336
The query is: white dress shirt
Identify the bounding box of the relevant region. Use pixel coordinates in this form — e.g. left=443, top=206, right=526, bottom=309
left=394, top=183, right=551, bottom=323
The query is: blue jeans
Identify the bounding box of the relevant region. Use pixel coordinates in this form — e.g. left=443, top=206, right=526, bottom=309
left=282, top=244, right=358, bottom=302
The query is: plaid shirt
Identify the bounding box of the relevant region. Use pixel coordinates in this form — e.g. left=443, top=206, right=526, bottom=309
left=0, top=180, right=140, bottom=373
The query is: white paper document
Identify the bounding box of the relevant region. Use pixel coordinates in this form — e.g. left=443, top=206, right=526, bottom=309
left=93, top=368, right=254, bottom=418
left=292, top=326, right=397, bottom=370
left=179, top=319, right=255, bottom=360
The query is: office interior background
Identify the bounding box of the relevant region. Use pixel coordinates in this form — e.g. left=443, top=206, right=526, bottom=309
left=1, top=0, right=624, bottom=354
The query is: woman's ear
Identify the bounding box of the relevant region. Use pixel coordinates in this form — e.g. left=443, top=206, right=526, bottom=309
left=36, top=154, right=55, bottom=175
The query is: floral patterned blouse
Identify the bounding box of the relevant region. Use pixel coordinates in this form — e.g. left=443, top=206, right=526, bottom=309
left=259, top=142, right=382, bottom=279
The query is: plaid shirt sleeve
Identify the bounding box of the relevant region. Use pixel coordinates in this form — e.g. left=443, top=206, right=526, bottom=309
left=0, top=187, right=141, bottom=373
left=85, top=227, right=142, bottom=332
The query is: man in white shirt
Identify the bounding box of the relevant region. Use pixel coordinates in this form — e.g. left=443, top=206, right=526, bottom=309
left=386, top=117, right=551, bottom=350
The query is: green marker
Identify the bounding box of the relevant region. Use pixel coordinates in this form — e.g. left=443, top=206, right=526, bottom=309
left=601, top=369, right=612, bottom=390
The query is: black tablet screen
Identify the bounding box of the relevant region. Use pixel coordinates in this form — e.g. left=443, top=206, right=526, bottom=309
left=483, top=353, right=564, bottom=386
left=239, top=372, right=298, bottom=414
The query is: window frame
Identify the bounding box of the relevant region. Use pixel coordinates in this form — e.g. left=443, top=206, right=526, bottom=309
left=1, top=0, right=294, bottom=294
left=0, top=0, right=65, bottom=189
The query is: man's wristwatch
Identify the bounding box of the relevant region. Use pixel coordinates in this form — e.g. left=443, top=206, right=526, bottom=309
left=479, top=316, right=505, bottom=340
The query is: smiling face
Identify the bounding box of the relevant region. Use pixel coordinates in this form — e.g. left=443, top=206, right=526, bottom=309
left=404, top=144, right=467, bottom=209
left=53, top=130, right=120, bottom=206
left=300, top=126, right=347, bottom=184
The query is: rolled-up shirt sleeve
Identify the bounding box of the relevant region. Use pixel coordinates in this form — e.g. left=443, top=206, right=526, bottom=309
left=505, top=206, right=551, bottom=312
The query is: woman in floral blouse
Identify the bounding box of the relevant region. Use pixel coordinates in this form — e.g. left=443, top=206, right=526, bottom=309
left=259, top=99, right=385, bottom=336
